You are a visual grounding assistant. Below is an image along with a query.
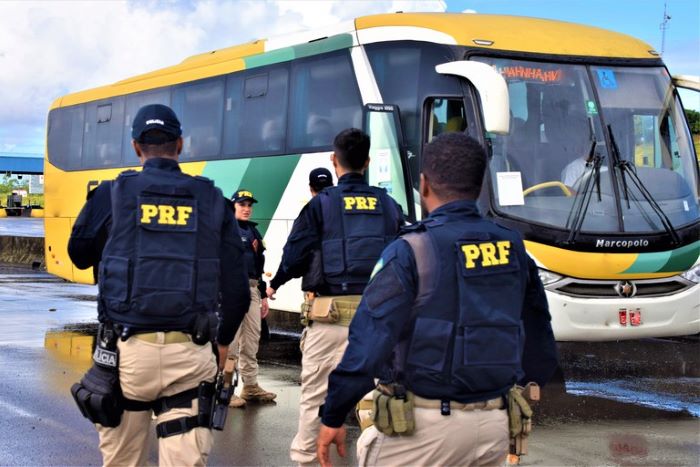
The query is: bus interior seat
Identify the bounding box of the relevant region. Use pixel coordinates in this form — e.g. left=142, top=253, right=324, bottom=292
left=307, top=115, right=334, bottom=147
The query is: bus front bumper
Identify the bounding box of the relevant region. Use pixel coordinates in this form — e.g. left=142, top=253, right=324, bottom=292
left=546, top=281, right=700, bottom=341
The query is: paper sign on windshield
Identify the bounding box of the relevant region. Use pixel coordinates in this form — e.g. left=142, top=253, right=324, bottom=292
left=496, top=172, right=525, bottom=206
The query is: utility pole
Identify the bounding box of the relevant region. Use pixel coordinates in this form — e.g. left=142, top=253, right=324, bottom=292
left=659, top=1, right=671, bottom=56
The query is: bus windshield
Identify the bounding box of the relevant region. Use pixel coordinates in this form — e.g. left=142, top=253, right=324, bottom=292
left=473, top=57, right=699, bottom=234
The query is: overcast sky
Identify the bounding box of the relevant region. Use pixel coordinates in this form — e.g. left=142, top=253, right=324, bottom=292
left=0, top=0, right=697, bottom=155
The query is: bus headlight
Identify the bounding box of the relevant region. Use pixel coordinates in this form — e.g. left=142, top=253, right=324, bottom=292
left=538, top=268, right=563, bottom=286
left=680, top=264, right=700, bottom=284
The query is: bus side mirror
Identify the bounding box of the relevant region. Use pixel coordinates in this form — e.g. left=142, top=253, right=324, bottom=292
left=436, top=61, right=510, bottom=135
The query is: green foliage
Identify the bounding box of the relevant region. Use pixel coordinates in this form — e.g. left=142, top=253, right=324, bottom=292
left=0, top=175, right=43, bottom=207
left=685, top=109, right=700, bottom=134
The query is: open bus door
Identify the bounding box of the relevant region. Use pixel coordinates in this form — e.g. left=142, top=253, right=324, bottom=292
left=363, top=103, right=416, bottom=222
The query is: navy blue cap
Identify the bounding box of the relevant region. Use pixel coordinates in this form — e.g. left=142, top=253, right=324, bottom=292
left=232, top=189, right=258, bottom=204
left=309, top=167, right=333, bottom=190
left=131, top=104, right=182, bottom=144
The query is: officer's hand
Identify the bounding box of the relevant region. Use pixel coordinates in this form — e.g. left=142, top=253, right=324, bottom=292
left=217, top=344, right=229, bottom=371
left=266, top=287, right=276, bottom=300
left=261, top=298, right=269, bottom=319
left=317, top=423, right=346, bottom=467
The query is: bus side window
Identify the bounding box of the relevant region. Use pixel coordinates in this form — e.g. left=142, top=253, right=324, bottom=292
left=224, top=66, right=289, bottom=156
left=48, top=105, right=85, bottom=171
left=82, top=99, right=125, bottom=169
left=173, top=78, right=225, bottom=161
left=289, top=51, right=362, bottom=150
left=425, top=98, right=466, bottom=142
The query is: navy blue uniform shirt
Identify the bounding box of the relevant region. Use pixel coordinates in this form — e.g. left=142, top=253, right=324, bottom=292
left=68, top=157, right=250, bottom=345
left=320, top=199, right=559, bottom=428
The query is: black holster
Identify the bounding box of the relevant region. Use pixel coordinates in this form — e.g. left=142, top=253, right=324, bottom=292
left=70, top=323, right=123, bottom=427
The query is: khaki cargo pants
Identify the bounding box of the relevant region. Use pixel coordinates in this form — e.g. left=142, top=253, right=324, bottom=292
left=357, top=404, right=508, bottom=466
left=96, top=332, right=217, bottom=467
left=228, top=284, right=262, bottom=385
left=290, top=322, right=349, bottom=466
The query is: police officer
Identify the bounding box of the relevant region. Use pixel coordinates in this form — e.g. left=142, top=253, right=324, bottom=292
left=68, top=104, right=250, bottom=466
left=316, top=133, right=559, bottom=467
left=266, top=129, right=403, bottom=466
left=227, top=188, right=277, bottom=408
left=268, top=167, right=334, bottom=294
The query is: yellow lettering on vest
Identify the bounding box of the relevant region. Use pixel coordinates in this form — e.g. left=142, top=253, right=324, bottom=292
left=140, top=204, right=158, bottom=224
left=496, top=241, right=511, bottom=265
left=367, top=197, right=378, bottom=210
left=479, top=243, right=498, bottom=267
left=356, top=197, right=369, bottom=209
left=344, top=197, right=356, bottom=210
left=176, top=206, right=193, bottom=225
left=158, top=205, right=176, bottom=225
left=462, top=244, right=481, bottom=269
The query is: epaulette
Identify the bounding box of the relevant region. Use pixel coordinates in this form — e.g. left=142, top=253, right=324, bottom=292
left=399, top=217, right=442, bottom=236
left=117, top=170, right=138, bottom=178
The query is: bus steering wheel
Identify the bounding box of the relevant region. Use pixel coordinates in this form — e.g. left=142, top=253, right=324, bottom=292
left=523, top=181, right=573, bottom=197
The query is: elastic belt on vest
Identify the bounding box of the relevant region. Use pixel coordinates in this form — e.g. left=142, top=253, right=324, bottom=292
left=413, top=395, right=504, bottom=412
left=122, top=386, right=200, bottom=415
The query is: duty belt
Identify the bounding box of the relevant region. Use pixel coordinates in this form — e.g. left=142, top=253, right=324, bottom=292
left=413, top=395, right=504, bottom=411
left=133, top=331, right=191, bottom=344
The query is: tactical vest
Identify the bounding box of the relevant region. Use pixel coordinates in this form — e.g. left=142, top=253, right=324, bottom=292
left=319, top=183, right=399, bottom=294
left=396, top=217, right=527, bottom=401
left=98, top=167, right=225, bottom=331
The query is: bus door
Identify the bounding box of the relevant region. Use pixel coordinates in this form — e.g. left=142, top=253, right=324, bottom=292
left=363, top=103, right=416, bottom=222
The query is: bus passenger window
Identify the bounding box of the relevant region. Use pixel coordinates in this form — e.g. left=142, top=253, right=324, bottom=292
left=173, top=78, right=224, bottom=161
left=289, top=51, right=362, bottom=150
left=82, top=98, right=125, bottom=168
left=223, top=66, right=289, bottom=156
left=426, top=98, right=466, bottom=142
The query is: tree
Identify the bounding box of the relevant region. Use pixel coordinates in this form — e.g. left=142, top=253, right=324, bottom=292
left=685, top=109, right=700, bottom=134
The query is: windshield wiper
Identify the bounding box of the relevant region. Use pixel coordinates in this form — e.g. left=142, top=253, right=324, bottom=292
left=563, top=139, right=602, bottom=245
left=607, top=124, right=680, bottom=245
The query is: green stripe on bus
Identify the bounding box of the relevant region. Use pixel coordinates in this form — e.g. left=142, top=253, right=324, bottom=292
left=201, top=159, right=252, bottom=199
left=622, top=250, right=673, bottom=274
left=292, top=34, right=354, bottom=59
left=245, top=48, right=295, bottom=69
left=238, top=154, right=302, bottom=236
left=658, top=240, right=700, bottom=273
left=243, top=34, right=354, bottom=69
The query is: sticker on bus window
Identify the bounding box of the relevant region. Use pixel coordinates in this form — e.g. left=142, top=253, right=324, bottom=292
left=586, top=100, right=598, bottom=115
left=597, top=69, right=618, bottom=89
left=496, top=172, right=525, bottom=206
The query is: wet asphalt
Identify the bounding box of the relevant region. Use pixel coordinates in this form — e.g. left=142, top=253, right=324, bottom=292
left=0, top=264, right=698, bottom=466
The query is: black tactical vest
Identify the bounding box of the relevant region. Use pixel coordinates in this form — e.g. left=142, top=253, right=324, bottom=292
left=396, top=214, right=528, bottom=401
left=319, top=182, right=400, bottom=294
left=98, top=163, right=225, bottom=331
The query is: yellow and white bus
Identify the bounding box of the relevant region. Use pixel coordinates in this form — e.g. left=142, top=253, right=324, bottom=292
left=45, top=13, right=699, bottom=341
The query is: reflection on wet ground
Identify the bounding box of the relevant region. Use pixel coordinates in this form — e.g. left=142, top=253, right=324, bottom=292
left=0, top=218, right=44, bottom=237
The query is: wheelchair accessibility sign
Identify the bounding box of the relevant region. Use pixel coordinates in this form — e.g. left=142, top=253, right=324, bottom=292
left=597, top=69, right=618, bottom=89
